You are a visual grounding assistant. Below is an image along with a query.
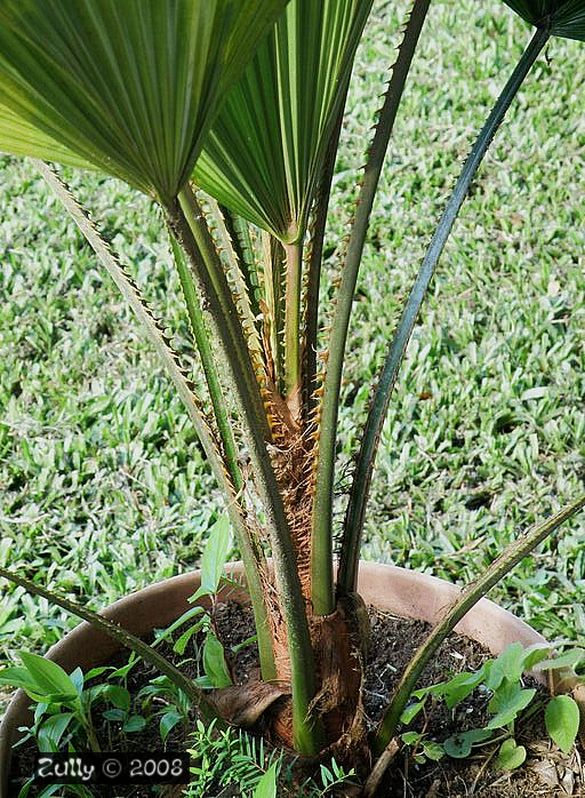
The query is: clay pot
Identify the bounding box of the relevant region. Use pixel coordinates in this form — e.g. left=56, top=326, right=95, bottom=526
left=1, top=562, right=581, bottom=794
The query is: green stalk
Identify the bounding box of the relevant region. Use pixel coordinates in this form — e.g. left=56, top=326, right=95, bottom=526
left=261, top=232, right=286, bottom=390
left=0, top=567, right=218, bottom=720
left=304, top=107, right=345, bottom=416
left=169, top=232, right=276, bottom=682
left=311, top=0, right=432, bottom=616
left=338, top=25, right=550, bottom=596
left=37, top=161, right=278, bottom=684
left=284, top=238, right=303, bottom=415
left=171, top=187, right=322, bottom=754
left=374, top=494, right=585, bottom=753
left=220, top=206, right=262, bottom=323
left=170, top=232, right=241, bottom=486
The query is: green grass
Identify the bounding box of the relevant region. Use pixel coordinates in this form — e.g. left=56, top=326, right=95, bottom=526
left=1, top=0, right=584, bottom=715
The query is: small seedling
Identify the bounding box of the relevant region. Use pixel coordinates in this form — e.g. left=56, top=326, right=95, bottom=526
left=153, top=515, right=236, bottom=690
left=399, top=642, right=584, bottom=769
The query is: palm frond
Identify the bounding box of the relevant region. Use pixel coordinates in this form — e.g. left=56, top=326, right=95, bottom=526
left=0, top=0, right=288, bottom=202
left=194, top=0, right=373, bottom=243
left=503, top=0, right=585, bottom=40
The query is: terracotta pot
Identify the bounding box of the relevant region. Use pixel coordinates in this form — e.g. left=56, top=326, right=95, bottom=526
left=1, top=562, right=581, bottom=795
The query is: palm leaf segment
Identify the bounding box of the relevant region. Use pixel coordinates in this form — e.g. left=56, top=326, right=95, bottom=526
left=503, top=0, right=585, bottom=40
left=0, top=0, right=288, bottom=204
left=194, top=0, right=373, bottom=244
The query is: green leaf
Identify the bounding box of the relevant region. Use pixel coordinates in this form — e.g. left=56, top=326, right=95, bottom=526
left=192, top=515, right=232, bottom=600
left=521, top=643, right=552, bottom=671
left=19, top=653, right=78, bottom=700
left=400, top=700, right=426, bottom=725
left=0, top=666, right=38, bottom=692
left=202, top=632, right=233, bottom=689
left=154, top=606, right=205, bottom=645
left=502, top=1, right=585, bottom=41
left=123, top=715, right=147, bottom=733
left=422, top=669, right=486, bottom=709
left=254, top=762, right=279, bottom=798
left=485, top=643, right=526, bottom=691
left=195, top=0, right=373, bottom=242
left=496, top=738, right=527, bottom=770
left=160, top=710, right=183, bottom=744
left=102, top=685, right=131, bottom=712
left=84, top=666, right=112, bottom=681
left=173, top=620, right=207, bottom=656
left=487, top=682, right=536, bottom=729
left=422, top=741, right=445, bottom=761
left=443, top=728, right=494, bottom=758
left=0, top=103, right=88, bottom=169
left=0, top=0, right=289, bottom=203
left=37, top=713, right=75, bottom=753
left=401, top=731, right=422, bottom=746
left=545, top=695, right=580, bottom=754
left=534, top=649, right=585, bottom=672
left=103, top=708, right=126, bottom=722
left=69, top=668, right=84, bottom=696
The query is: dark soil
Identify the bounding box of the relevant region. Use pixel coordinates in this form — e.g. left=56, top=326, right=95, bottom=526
left=8, top=603, right=584, bottom=797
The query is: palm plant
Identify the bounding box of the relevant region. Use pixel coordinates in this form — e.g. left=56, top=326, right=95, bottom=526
left=0, top=0, right=584, bottom=787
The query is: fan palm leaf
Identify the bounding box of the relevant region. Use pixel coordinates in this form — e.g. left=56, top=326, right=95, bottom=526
left=194, top=0, right=373, bottom=243
left=503, top=0, right=585, bottom=40
left=0, top=0, right=288, bottom=203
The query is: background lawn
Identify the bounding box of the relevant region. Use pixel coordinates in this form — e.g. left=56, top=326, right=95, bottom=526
left=1, top=0, right=584, bottom=712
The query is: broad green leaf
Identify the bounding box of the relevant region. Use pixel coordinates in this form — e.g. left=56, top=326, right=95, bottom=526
left=103, top=708, right=126, bottom=722
left=254, top=762, right=279, bottom=798
left=123, top=715, right=147, bottom=733
left=400, top=700, right=426, bottom=725
left=0, top=0, right=289, bottom=203
left=192, top=515, right=232, bottom=600
left=534, top=648, right=585, bottom=672
left=420, top=669, right=487, bottom=709
left=485, top=643, right=526, bottom=691
left=69, top=667, right=84, bottom=696
left=487, top=682, right=536, bottom=729
left=0, top=665, right=38, bottom=692
left=195, top=0, right=373, bottom=242
left=102, top=685, right=131, bottom=712
left=521, top=643, right=552, bottom=671
left=502, top=1, right=585, bottom=40
left=19, top=652, right=78, bottom=699
left=545, top=695, right=580, bottom=753
left=202, top=631, right=233, bottom=689
left=443, top=728, right=494, bottom=758
left=37, top=713, right=75, bottom=753
left=422, top=741, right=445, bottom=761
left=160, top=710, right=183, bottom=744
left=401, top=731, right=422, bottom=746
left=496, top=738, right=527, bottom=770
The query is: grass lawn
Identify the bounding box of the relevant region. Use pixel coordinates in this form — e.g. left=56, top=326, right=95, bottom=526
left=1, top=0, right=584, bottom=710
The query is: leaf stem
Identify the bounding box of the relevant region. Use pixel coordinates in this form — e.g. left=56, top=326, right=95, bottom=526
left=169, top=231, right=276, bottom=681
left=170, top=232, right=241, bottom=486
left=304, top=106, right=344, bottom=416
left=37, top=161, right=278, bottom=683
left=374, top=494, right=584, bottom=754
left=284, top=237, right=303, bottom=417
left=338, top=24, right=550, bottom=596
left=172, top=187, right=322, bottom=754
left=311, top=0, right=432, bottom=616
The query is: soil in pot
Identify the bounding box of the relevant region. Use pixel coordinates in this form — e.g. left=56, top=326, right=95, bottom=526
left=8, top=603, right=584, bottom=797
